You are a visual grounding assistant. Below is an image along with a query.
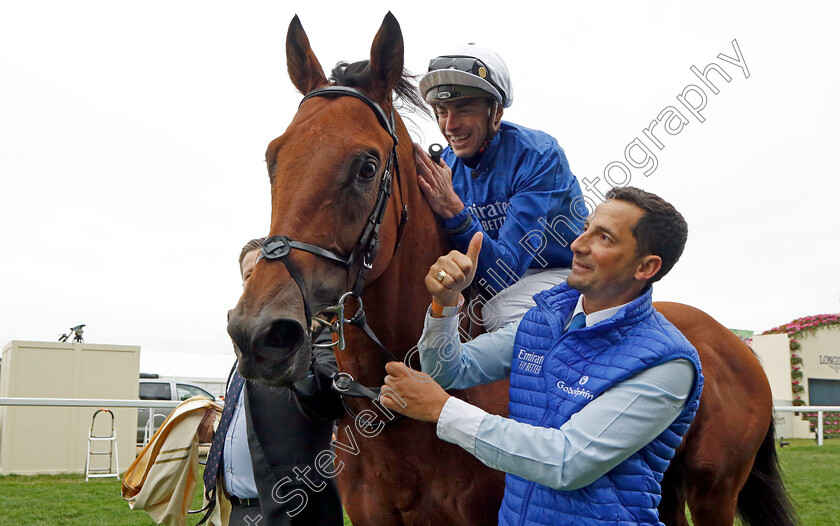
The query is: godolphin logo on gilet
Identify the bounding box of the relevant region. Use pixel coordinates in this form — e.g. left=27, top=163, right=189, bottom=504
left=556, top=380, right=594, bottom=400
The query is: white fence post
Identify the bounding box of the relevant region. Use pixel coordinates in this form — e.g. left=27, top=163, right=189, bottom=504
left=817, top=410, right=824, bottom=447
left=773, top=405, right=840, bottom=446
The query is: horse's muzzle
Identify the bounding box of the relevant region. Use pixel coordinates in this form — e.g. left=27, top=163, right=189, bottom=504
left=227, top=307, right=312, bottom=387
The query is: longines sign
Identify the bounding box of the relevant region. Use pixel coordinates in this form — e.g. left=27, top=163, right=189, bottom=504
left=819, top=355, right=840, bottom=373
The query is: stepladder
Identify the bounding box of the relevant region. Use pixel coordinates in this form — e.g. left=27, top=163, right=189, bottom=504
left=85, top=409, right=120, bottom=481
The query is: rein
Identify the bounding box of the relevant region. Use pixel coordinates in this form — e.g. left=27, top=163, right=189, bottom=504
left=258, top=86, right=408, bottom=427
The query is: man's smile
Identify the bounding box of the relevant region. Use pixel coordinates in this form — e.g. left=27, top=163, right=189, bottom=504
left=448, top=134, right=472, bottom=146
left=572, top=258, right=592, bottom=272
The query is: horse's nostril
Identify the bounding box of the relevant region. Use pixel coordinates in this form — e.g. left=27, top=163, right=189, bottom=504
left=265, top=319, right=305, bottom=350
left=238, top=317, right=311, bottom=385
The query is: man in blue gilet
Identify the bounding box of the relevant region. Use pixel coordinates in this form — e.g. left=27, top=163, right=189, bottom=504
left=382, top=186, right=704, bottom=525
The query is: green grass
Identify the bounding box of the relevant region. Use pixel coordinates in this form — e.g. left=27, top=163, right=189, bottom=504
left=0, top=465, right=352, bottom=526
left=776, top=438, right=840, bottom=525
left=0, top=472, right=188, bottom=525
left=0, top=440, right=836, bottom=525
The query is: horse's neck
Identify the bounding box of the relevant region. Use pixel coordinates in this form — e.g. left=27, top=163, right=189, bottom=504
left=369, top=193, right=445, bottom=334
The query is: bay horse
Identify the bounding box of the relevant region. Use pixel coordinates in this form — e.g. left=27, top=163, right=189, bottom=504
left=226, top=13, right=798, bottom=526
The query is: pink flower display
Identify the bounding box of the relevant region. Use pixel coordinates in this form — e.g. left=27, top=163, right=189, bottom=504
left=763, top=313, right=840, bottom=336
left=764, top=314, right=840, bottom=436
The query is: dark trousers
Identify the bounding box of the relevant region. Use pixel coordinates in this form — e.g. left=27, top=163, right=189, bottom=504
left=229, top=500, right=263, bottom=526
left=230, top=490, right=343, bottom=526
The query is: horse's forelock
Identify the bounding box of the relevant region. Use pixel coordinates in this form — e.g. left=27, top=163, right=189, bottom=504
left=330, top=60, right=431, bottom=119
left=330, top=61, right=371, bottom=88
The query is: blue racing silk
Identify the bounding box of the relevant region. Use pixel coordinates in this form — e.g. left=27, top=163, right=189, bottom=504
left=440, top=121, right=586, bottom=291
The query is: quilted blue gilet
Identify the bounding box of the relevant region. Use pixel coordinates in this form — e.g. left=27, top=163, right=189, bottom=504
left=499, top=283, right=703, bottom=526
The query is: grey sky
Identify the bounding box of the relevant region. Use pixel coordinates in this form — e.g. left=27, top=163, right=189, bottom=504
left=1, top=2, right=838, bottom=376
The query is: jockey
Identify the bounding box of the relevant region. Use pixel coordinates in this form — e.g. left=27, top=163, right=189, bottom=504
left=415, top=44, right=587, bottom=331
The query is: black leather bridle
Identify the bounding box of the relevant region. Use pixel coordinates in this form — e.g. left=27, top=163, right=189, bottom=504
left=257, top=86, right=406, bottom=335
left=258, top=86, right=408, bottom=424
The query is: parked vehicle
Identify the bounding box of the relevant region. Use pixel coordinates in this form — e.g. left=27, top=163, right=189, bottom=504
left=137, top=377, right=216, bottom=444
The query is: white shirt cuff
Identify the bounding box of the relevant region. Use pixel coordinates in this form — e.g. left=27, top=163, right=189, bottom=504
left=424, top=305, right=461, bottom=329
left=436, top=396, right=488, bottom=455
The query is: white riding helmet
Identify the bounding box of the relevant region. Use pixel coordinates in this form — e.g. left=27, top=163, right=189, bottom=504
left=420, top=43, right=514, bottom=109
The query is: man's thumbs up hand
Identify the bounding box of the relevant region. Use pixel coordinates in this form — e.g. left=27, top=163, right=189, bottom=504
left=425, top=232, right=483, bottom=309
left=465, top=231, right=483, bottom=269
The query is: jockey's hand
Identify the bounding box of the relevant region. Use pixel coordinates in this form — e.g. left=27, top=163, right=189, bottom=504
left=414, top=142, right=464, bottom=219
left=380, top=361, right=450, bottom=423
left=426, top=232, right=483, bottom=309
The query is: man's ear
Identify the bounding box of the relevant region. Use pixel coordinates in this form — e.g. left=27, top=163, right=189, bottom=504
left=490, top=103, right=504, bottom=133
left=635, top=255, right=662, bottom=283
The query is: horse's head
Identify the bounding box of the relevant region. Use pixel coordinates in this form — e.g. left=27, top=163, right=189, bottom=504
left=227, top=13, right=418, bottom=386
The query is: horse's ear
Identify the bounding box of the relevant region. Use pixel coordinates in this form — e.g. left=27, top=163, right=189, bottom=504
left=368, top=12, right=404, bottom=102
left=286, top=15, right=329, bottom=95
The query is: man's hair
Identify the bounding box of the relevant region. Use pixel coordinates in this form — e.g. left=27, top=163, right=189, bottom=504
left=606, top=186, right=688, bottom=284
left=239, top=237, right=266, bottom=273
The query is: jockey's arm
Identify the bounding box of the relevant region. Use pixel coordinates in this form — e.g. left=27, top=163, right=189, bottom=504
left=444, top=150, right=577, bottom=290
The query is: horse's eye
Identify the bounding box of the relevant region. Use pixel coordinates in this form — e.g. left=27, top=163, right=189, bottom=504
left=359, top=161, right=378, bottom=180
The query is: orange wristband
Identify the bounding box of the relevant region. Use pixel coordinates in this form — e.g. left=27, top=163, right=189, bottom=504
left=431, top=296, right=463, bottom=317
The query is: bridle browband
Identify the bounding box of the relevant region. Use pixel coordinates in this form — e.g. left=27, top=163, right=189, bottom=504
left=257, top=85, right=409, bottom=427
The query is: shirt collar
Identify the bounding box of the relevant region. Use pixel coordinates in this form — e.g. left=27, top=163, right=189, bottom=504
left=567, top=295, right=631, bottom=329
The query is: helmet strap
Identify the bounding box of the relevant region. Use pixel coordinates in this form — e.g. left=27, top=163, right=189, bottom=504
left=465, top=100, right=499, bottom=164
left=464, top=136, right=493, bottom=169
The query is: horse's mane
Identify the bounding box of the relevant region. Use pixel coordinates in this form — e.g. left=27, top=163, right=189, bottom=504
left=330, top=61, right=432, bottom=120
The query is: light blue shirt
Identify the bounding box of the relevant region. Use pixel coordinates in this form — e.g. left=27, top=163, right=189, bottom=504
left=418, top=297, right=694, bottom=490
left=223, top=380, right=259, bottom=499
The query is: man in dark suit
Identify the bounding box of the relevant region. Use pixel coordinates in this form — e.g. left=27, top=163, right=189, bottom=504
left=200, top=238, right=344, bottom=526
